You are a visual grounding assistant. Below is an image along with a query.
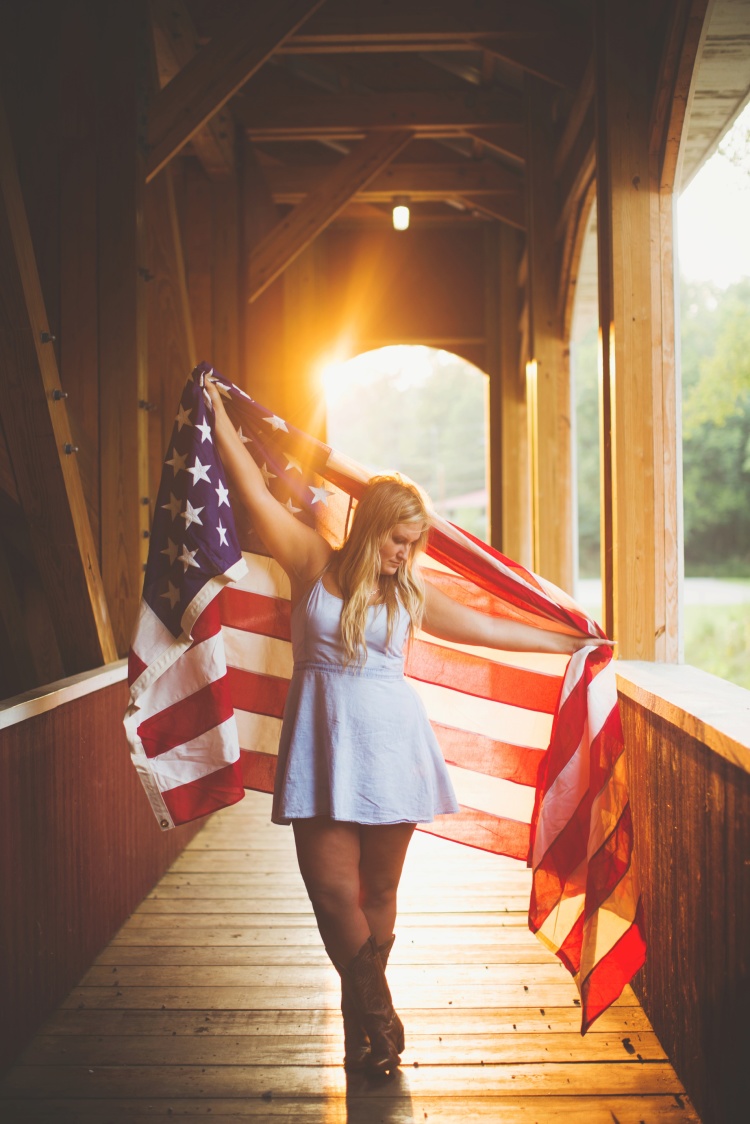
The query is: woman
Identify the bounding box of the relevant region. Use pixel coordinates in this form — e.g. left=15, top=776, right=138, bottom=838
left=205, top=377, right=606, bottom=1076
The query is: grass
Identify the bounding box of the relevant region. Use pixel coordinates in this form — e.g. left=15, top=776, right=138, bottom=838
left=683, top=602, right=750, bottom=690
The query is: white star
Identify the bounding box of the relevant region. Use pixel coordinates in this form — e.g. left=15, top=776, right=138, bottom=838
left=310, top=485, right=334, bottom=506
left=181, top=499, right=204, bottom=529
left=216, top=480, right=229, bottom=508
left=237, top=426, right=252, bottom=444
left=162, top=493, right=181, bottom=520
left=178, top=544, right=200, bottom=573
left=260, top=462, right=277, bottom=487
left=263, top=413, right=288, bottom=433
left=285, top=454, right=303, bottom=473
left=165, top=448, right=187, bottom=475
left=215, top=380, right=232, bottom=399
left=175, top=403, right=192, bottom=431
left=216, top=521, right=228, bottom=546
left=284, top=497, right=302, bottom=515
left=187, top=456, right=211, bottom=486
left=161, top=538, right=179, bottom=565
left=160, top=580, right=180, bottom=609
left=196, top=418, right=213, bottom=443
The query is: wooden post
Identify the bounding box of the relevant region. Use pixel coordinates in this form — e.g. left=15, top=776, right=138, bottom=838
left=97, top=2, right=150, bottom=654
left=525, top=78, right=573, bottom=591
left=594, top=0, right=656, bottom=658
left=283, top=241, right=326, bottom=441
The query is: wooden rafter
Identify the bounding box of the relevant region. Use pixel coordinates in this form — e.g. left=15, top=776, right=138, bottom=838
left=266, top=160, right=524, bottom=203
left=150, top=0, right=235, bottom=179
left=454, top=193, right=526, bottom=231
left=464, top=125, right=526, bottom=163
left=0, top=96, right=117, bottom=672
left=554, top=59, right=595, bottom=177
left=248, top=129, right=412, bottom=302
left=273, top=0, right=589, bottom=88
left=146, top=0, right=327, bottom=181
left=236, top=88, right=524, bottom=139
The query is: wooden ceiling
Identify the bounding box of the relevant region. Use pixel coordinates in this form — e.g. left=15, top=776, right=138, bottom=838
left=149, top=0, right=597, bottom=239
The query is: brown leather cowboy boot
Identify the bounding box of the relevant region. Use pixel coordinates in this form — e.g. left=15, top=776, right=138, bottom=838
left=336, top=935, right=402, bottom=1075
left=341, top=934, right=400, bottom=1070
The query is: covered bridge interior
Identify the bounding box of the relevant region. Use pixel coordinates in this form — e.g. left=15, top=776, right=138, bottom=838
left=1, top=2, right=749, bottom=1122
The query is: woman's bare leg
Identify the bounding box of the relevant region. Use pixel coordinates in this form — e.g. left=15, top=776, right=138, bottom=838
left=292, top=817, right=370, bottom=964
left=358, top=822, right=416, bottom=946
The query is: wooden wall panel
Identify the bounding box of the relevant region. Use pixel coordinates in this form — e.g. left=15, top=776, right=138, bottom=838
left=622, top=694, right=750, bottom=1124
left=0, top=682, right=205, bottom=1072
left=96, top=2, right=150, bottom=654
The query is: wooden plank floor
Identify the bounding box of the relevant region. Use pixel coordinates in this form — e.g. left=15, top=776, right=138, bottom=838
left=1, top=791, right=701, bottom=1123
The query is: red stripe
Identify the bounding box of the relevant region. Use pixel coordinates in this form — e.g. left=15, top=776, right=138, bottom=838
left=240, top=749, right=278, bottom=793
left=579, top=897, right=647, bottom=1033
left=162, top=759, right=245, bottom=825
left=190, top=598, right=222, bottom=644
left=220, top=587, right=291, bottom=640
left=529, top=708, right=626, bottom=924
left=420, top=806, right=530, bottom=861
left=137, top=675, right=234, bottom=757
left=408, top=638, right=561, bottom=713
left=432, top=723, right=544, bottom=788
left=128, top=648, right=147, bottom=685
left=227, top=666, right=289, bottom=718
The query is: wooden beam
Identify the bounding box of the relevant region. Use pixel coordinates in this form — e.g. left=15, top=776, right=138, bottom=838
left=0, top=94, right=117, bottom=671
left=464, top=125, right=526, bottom=163
left=237, top=88, right=524, bottom=139
left=150, top=0, right=235, bottom=179
left=594, top=0, right=657, bottom=658
left=146, top=0, right=326, bottom=181
left=554, top=58, right=595, bottom=178
left=267, top=160, right=524, bottom=203
left=525, top=78, right=573, bottom=593
left=97, top=3, right=150, bottom=655
left=247, top=129, right=412, bottom=302
left=277, top=0, right=589, bottom=87
left=457, top=194, right=526, bottom=231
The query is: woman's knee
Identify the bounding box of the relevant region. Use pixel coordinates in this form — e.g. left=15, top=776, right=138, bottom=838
left=360, top=881, right=398, bottom=916
left=305, top=876, right=360, bottom=921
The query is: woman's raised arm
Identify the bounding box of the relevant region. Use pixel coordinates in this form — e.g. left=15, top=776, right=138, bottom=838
left=205, top=378, right=331, bottom=591
left=421, top=580, right=612, bottom=657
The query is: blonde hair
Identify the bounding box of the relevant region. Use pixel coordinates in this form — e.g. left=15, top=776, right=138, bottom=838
left=330, top=475, right=432, bottom=666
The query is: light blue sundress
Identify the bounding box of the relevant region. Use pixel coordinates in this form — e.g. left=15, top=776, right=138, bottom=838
left=271, top=575, right=460, bottom=825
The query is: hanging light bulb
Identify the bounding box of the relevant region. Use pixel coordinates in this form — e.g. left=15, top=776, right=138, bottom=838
left=392, top=195, right=410, bottom=231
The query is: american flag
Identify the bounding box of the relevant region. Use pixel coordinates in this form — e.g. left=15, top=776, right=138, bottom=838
left=125, top=362, right=646, bottom=1032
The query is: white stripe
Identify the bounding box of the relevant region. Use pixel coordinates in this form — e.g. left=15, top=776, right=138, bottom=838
left=575, top=865, right=641, bottom=986
left=408, top=678, right=552, bottom=750
left=531, top=666, right=618, bottom=865
left=413, top=629, right=569, bottom=677
left=223, top=626, right=293, bottom=679
left=132, top=634, right=227, bottom=725
left=149, top=717, right=240, bottom=793
left=130, top=599, right=180, bottom=668
left=531, top=720, right=589, bottom=867
left=237, top=552, right=290, bottom=599
left=586, top=750, right=629, bottom=860
left=558, top=646, right=588, bottom=709
left=235, top=710, right=283, bottom=756
left=534, top=855, right=588, bottom=953
left=446, top=764, right=536, bottom=823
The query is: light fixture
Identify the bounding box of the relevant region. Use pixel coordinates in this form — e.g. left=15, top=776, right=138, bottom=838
left=392, top=195, right=410, bottom=231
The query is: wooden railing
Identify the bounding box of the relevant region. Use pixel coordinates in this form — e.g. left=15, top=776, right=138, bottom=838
left=617, top=662, right=750, bottom=1124
left=0, top=664, right=205, bottom=1072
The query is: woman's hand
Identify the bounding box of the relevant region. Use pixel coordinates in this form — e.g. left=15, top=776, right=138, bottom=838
left=546, top=632, right=615, bottom=656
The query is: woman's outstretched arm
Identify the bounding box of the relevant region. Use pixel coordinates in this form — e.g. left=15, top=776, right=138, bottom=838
left=421, top=580, right=611, bottom=656
left=205, top=378, right=331, bottom=591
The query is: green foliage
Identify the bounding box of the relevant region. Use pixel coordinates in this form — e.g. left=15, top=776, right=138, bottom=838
left=573, top=325, right=601, bottom=578
left=684, top=599, right=750, bottom=689
left=680, top=278, right=750, bottom=570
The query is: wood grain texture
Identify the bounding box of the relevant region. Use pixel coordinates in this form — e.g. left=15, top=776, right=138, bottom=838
left=96, top=1, right=150, bottom=655
left=623, top=691, right=750, bottom=1124
left=525, top=78, right=573, bottom=593
left=0, top=789, right=699, bottom=1122
left=248, top=130, right=413, bottom=302
left=0, top=92, right=117, bottom=672
left=0, top=679, right=204, bottom=1073
left=146, top=0, right=327, bottom=180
